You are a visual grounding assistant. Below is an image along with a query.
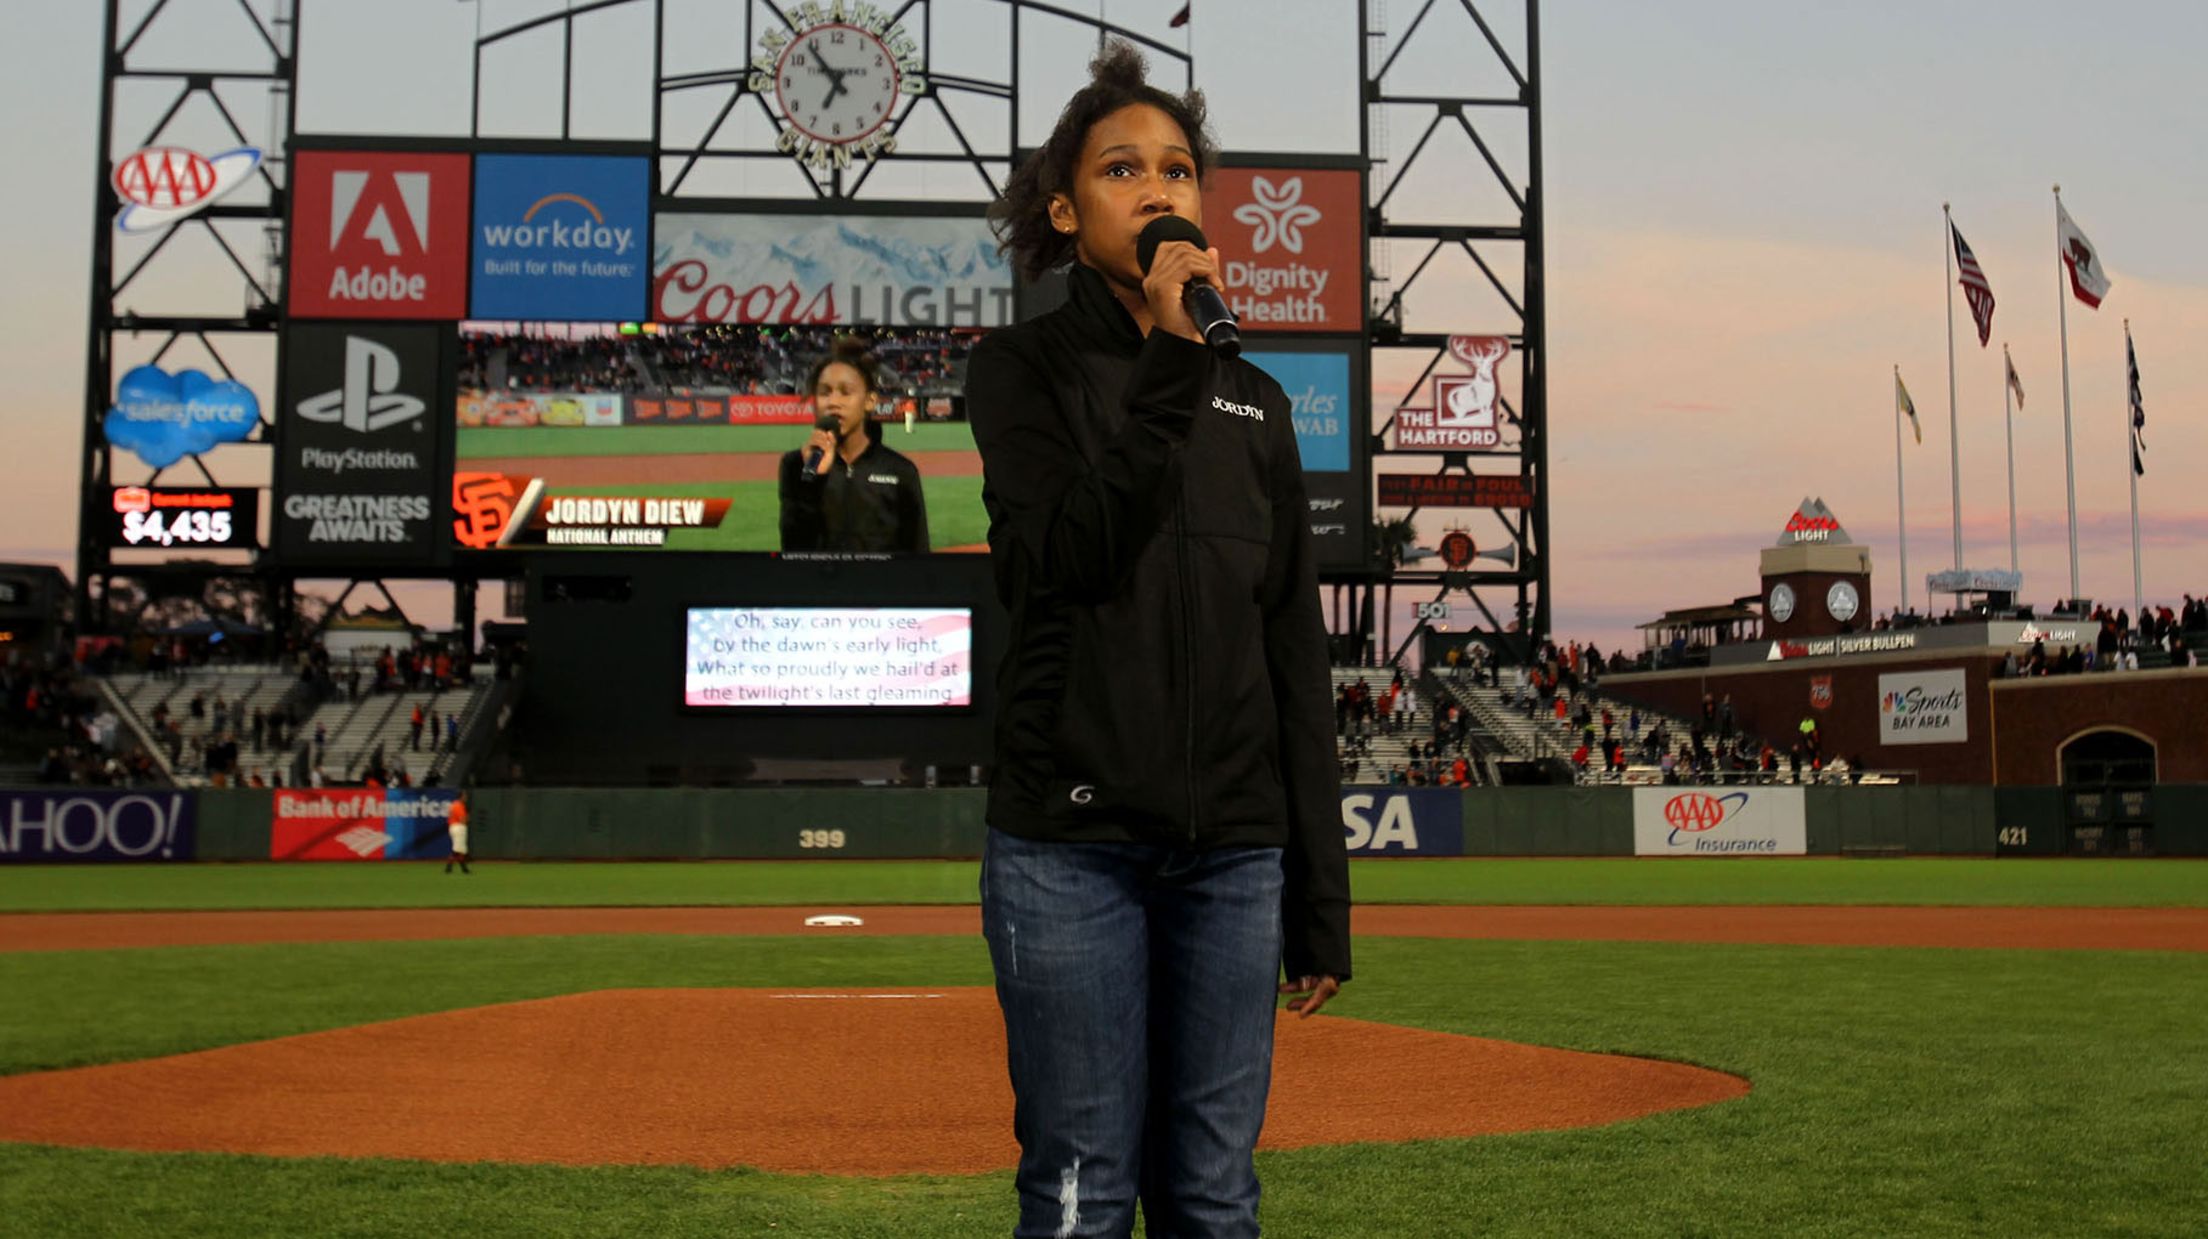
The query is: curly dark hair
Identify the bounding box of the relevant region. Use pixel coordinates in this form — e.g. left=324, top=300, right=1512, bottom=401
left=987, top=40, right=1217, bottom=282
left=806, top=335, right=881, bottom=394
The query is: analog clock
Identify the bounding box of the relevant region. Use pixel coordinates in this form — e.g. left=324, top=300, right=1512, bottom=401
left=749, top=5, right=927, bottom=171
left=1826, top=581, right=1860, bottom=623
left=1767, top=582, right=1796, bottom=624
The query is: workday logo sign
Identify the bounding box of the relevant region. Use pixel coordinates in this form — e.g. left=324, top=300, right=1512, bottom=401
left=1632, top=787, right=1806, bottom=856
left=471, top=154, right=650, bottom=322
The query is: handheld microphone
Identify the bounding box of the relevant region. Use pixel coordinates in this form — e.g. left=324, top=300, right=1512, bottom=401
left=801, top=410, right=840, bottom=481
left=1136, top=216, right=1241, bottom=358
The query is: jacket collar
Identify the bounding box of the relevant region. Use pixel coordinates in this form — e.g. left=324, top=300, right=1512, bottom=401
left=1064, top=262, right=1145, bottom=351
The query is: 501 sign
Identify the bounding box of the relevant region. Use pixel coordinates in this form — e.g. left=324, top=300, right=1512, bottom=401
left=1414, top=601, right=1451, bottom=622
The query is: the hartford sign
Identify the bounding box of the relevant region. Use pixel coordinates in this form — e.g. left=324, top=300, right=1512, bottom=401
left=1632, top=787, right=1806, bottom=856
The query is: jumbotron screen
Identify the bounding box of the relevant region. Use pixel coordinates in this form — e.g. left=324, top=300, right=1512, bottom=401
left=684, top=606, right=973, bottom=708
left=449, top=324, right=986, bottom=554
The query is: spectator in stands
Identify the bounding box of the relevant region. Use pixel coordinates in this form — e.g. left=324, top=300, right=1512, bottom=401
left=779, top=337, right=931, bottom=553
left=410, top=703, right=426, bottom=752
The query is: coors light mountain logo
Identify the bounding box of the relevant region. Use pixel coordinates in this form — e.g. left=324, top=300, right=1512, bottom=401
left=288, top=151, right=469, bottom=319
left=1776, top=497, right=1851, bottom=547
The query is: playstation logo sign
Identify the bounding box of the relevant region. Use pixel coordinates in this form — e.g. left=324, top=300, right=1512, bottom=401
left=297, top=335, right=425, bottom=433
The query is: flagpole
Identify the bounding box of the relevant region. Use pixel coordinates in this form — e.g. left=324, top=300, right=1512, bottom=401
left=1894, top=366, right=1909, bottom=618
left=2127, top=320, right=2142, bottom=623
left=2055, top=185, right=2081, bottom=608
left=2004, top=344, right=2018, bottom=574
left=1943, top=204, right=1963, bottom=576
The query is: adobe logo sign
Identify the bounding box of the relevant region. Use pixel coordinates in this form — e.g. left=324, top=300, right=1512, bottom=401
left=289, top=150, right=469, bottom=319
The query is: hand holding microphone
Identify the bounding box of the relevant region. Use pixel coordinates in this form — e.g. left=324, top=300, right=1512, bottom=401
left=1136, top=216, right=1241, bottom=358
left=801, top=411, right=841, bottom=480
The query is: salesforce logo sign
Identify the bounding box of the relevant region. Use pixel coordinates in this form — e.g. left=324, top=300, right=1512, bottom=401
left=470, top=153, right=649, bottom=322
left=104, top=365, right=261, bottom=470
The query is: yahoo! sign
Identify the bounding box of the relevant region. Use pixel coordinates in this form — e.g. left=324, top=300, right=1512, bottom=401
left=0, top=790, right=195, bottom=862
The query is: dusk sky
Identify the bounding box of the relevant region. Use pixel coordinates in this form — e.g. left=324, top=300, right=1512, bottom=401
left=1, top=0, right=2200, bottom=654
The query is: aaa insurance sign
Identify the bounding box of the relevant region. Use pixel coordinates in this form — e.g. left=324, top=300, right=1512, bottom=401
left=1200, top=168, right=1361, bottom=332
left=275, top=324, right=445, bottom=562
left=289, top=150, right=470, bottom=319
left=1632, top=787, right=1807, bottom=856
left=471, top=154, right=649, bottom=321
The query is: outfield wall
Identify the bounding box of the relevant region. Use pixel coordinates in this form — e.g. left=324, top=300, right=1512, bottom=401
left=7, top=785, right=2204, bottom=862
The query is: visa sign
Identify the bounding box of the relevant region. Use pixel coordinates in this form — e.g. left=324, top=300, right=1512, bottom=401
left=1340, top=789, right=1463, bottom=856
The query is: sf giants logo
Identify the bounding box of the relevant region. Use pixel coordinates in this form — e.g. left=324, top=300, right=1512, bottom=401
left=452, top=472, right=535, bottom=550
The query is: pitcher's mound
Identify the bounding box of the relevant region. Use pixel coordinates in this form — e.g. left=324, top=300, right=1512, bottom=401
left=0, top=988, right=1745, bottom=1175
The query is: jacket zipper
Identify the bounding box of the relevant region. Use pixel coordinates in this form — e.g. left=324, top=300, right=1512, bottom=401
left=1174, top=475, right=1199, bottom=844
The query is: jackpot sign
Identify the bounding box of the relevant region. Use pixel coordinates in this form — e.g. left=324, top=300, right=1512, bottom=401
left=289, top=150, right=470, bottom=319
left=1632, top=787, right=1807, bottom=856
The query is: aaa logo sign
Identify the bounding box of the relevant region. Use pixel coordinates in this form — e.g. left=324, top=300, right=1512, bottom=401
left=1632, top=787, right=1806, bottom=856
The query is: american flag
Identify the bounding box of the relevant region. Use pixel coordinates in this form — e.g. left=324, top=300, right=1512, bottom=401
left=1952, top=222, right=1994, bottom=347
left=2127, top=327, right=2146, bottom=476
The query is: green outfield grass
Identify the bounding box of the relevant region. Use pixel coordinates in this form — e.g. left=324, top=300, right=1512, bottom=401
left=1, top=858, right=2202, bottom=913
left=2, top=933, right=2203, bottom=1236
left=456, top=422, right=980, bottom=459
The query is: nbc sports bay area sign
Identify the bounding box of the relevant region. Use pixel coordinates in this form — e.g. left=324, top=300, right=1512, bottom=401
left=1878, top=668, right=1970, bottom=745
left=275, top=324, right=448, bottom=563
left=1632, top=787, right=1807, bottom=857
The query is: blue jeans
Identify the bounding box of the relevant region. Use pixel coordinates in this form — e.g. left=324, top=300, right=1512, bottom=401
left=981, top=827, right=1285, bottom=1239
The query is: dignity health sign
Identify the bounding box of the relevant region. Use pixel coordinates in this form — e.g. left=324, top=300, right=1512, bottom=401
left=1633, top=787, right=1807, bottom=857
left=270, top=789, right=458, bottom=860
left=1878, top=668, right=1969, bottom=745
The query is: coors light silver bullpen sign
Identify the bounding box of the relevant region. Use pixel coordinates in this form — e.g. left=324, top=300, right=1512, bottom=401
left=276, top=324, right=446, bottom=563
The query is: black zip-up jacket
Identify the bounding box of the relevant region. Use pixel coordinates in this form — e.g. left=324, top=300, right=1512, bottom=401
left=966, top=262, right=1351, bottom=982
left=778, top=425, right=931, bottom=553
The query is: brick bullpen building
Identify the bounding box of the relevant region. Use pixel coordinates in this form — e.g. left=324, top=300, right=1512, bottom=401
left=1601, top=500, right=2206, bottom=851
